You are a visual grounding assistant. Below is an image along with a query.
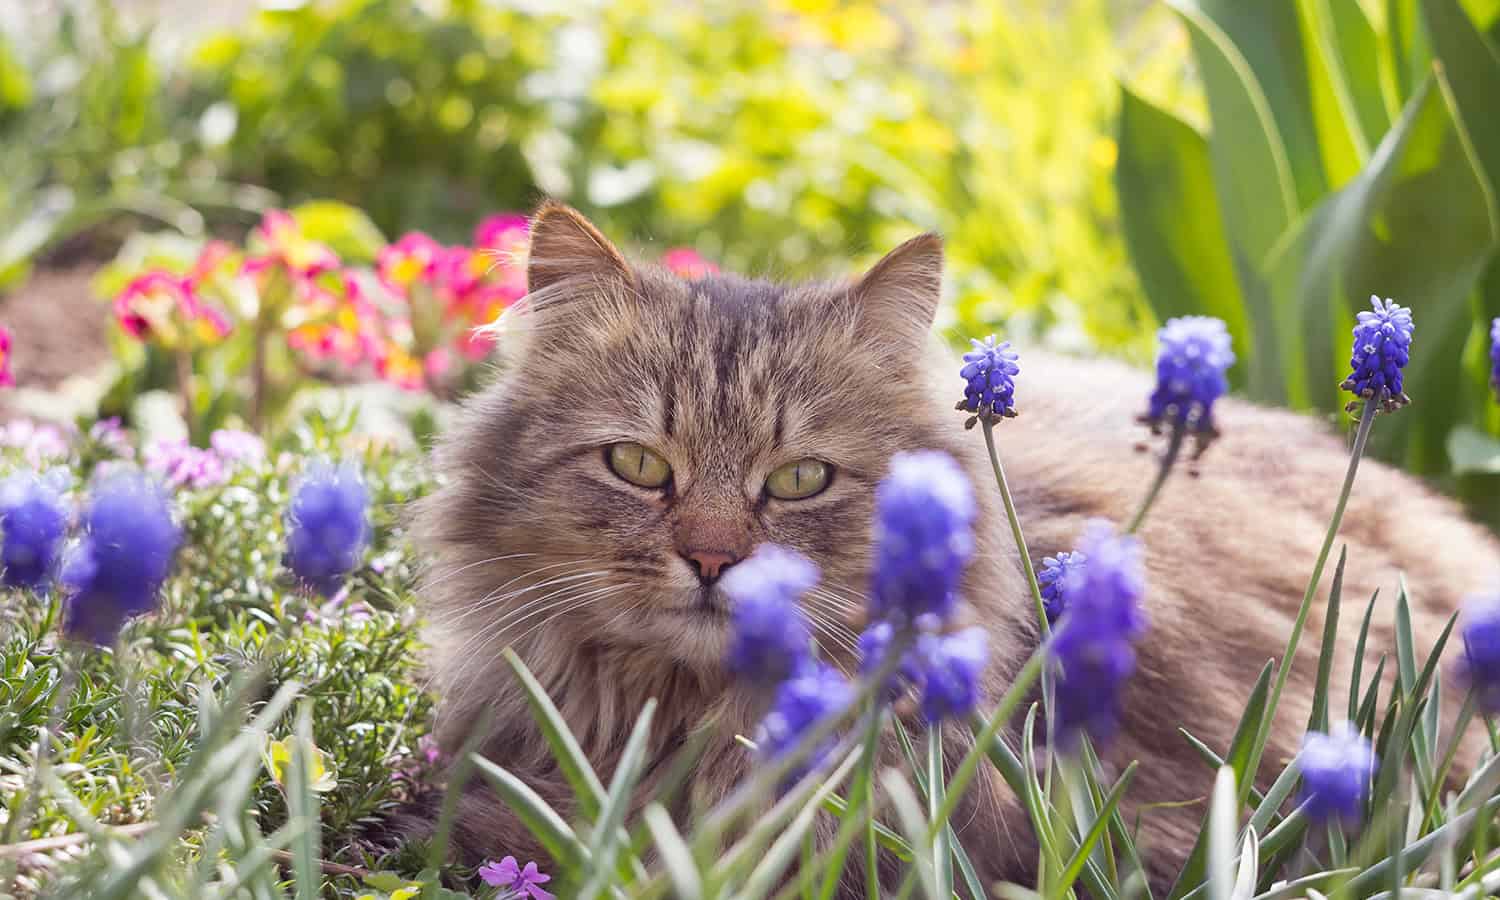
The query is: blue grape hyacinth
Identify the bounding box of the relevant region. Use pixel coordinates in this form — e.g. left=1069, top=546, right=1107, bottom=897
left=61, top=470, right=181, bottom=644
left=284, top=462, right=370, bottom=597
left=1037, top=550, right=1086, bottom=623
left=723, top=544, right=817, bottom=686
left=913, top=627, right=989, bottom=722
left=754, top=662, right=853, bottom=778
left=1489, top=317, right=1499, bottom=401
left=1298, top=723, right=1377, bottom=823
left=1457, top=589, right=1500, bottom=712
left=1341, top=296, right=1414, bottom=412
left=870, top=451, right=976, bottom=626
left=957, top=335, right=1020, bottom=423
left=1049, top=520, right=1147, bottom=744
left=1142, top=316, right=1235, bottom=441
left=0, top=473, right=69, bottom=590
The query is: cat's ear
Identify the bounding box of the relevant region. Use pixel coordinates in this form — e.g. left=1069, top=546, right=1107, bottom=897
left=525, top=200, right=634, bottom=298
left=849, top=233, right=944, bottom=345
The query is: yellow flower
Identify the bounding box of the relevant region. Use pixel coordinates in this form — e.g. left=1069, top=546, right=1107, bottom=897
left=262, top=736, right=337, bottom=793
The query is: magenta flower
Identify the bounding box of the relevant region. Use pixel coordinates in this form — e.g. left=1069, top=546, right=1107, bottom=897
left=114, top=271, right=232, bottom=349
left=242, top=210, right=339, bottom=280
left=144, top=439, right=227, bottom=490
left=210, top=429, right=266, bottom=466
left=478, top=856, right=554, bottom=899
left=0, top=325, right=14, bottom=387
left=662, top=247, right=718, bottom=280
left=377, top=232, right=444, bottom=294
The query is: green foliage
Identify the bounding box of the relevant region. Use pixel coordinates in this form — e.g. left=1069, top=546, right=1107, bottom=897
left=1117, top=0, right=1500, bottom=491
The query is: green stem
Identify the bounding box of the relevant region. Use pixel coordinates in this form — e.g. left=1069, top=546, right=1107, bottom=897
left=1242, top=400, right=1379, bottom=807
left=981, top=420, right=1048, bottom=633
left=1125, top=423, right=1186, bottom=534
left=864, top=706, right=882, bottom=899
left=175, top=349, right=198, bottom=440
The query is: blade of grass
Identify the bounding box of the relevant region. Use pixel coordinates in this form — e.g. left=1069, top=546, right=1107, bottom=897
left=1307, top=548, right=1347, bottom=733
left=579, top=699, right=657, bottom=899
left=471, top=755, right=587, bottom=867
left=504, top=648, right=607, bottom=818
left=1052, top=762, right=1139, bottom=899
left=1349, top=590, right=1382, bottom=722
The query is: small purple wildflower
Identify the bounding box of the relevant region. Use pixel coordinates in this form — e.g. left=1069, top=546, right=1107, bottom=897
left=1457, top=589, right=1500, bottom=712
left=957, top=335, right=1020, bottom=422
left=1489, top=317, right=1499, bottom=401
left=283, top=462, right=370, bottom=597
left=211, top=429, right=267, bottom=465
left=60, top=470, right=181, bottom=644
left=723, top=544, right=817, bottom=685
left=870, top=451, right=976, bottom=626
left=145, top=438, right=227, bottom=490
left=1037, top=551, right=1086, bottom=623
left=478, top=856, right=555, bottom=899
left=913, top=627, right=989, bottom=722
left=1341, top=296, right=1414, bottom=412
left=1050, top=520, right=1147, bottom=745
left=0, top=473, right=69, bottom=590
left=1297, top=723, right=1377, bottom=823
left=755, top=662, right=853, bottom=777
left=87, top=418, right=135, bottom=459
left=1, top=419, right=70, bottom=466
left=1143, top=316, right=1235, bottom=438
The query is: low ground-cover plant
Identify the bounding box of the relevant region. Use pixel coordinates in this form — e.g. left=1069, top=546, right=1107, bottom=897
left=3, top=291, right=1500, bottom=898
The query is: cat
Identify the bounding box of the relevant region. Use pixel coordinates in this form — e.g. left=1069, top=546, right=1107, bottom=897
left=412, top=201, right=1500, bottom=894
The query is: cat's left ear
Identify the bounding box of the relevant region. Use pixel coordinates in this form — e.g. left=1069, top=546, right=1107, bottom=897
left=849, top=233, right=944, bottom=347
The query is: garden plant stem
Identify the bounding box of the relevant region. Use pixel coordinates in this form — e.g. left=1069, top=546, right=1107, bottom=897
left=982, top=420, right=1048, bottom=633
left=1126, top=422, right=1186, bottom=534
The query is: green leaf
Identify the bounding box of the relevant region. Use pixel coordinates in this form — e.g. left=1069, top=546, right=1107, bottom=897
left=471, top=755, right=586, bottom=868
left=579, top=699, right=656, bottom=899
left=1350, top=590, right=1383, bottom=721
left=1207, top=767, right=1239, bottom=900
left=1166, top=660, right=1273, bottom=900
left=1308, top=547, right=1347, bottom=733
left=1424, top=0, right=1500, bottom=223
left=504, top=648, right=608, bottom=819
left=1263, top=76, right=1496, bottom=459
left=289, top=200, right=388, bottom=263
left=1115, top=87, right=1254, bottom=385
left=1448, top=424, right=1500, bottom=473
left=643, top=806, right=702, bottom=899
left=1053, top=762, right=1138, bottom=898
left=1304, top=0, right=1394, bottom=154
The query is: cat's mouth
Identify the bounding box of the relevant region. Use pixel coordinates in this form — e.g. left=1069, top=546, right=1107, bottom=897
left=673, top=586, right=729, bottom=619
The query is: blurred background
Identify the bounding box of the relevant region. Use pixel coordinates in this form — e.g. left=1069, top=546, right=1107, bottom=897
left=0, top=0, right=1498, bottom=522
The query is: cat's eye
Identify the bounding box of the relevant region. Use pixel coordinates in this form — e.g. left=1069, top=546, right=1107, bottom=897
left=765, top=459, right=831, bottom=500
left=607, top=442, right=673, bottom=489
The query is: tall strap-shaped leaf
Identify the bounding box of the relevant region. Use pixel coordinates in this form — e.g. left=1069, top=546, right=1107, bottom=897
left=1116, top=86, right=1253, bottom=385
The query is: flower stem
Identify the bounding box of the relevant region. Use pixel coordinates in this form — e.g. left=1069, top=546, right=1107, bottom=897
left=981, top=420, right=1048, bottom=633
left=250, top=312, right=269, bottom=432
left=174, top=349, right=198, bottom=439
left=1125, top=422, right=1186, bottom=534
left=1242, top=399, right=1378, bottom=806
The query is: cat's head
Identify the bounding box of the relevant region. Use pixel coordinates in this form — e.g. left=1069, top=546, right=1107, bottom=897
left=417, top=202, right=974, bottom=675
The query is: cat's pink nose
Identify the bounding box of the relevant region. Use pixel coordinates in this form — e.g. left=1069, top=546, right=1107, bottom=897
left=684, top=549, right=739, bottom=584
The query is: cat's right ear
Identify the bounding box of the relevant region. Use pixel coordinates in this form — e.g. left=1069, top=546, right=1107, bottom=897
left=525, top=200, right=635, bottom=300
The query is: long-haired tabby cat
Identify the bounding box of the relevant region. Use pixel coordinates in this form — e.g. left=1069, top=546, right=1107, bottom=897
left=413, top=202, right=1500, bottom=892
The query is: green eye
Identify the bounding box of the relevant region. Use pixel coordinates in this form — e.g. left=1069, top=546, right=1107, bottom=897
left=607, top=442, right=672, bottom=489
left=765, top=459, right=831, bottom=500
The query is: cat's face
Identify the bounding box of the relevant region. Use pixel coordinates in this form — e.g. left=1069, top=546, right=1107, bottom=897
left=419, top=204, right=962, bottom=673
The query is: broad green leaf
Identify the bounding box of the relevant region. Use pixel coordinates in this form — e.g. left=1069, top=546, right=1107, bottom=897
left=1449, top=424, right=1500, bottom=472
left=1387, top=0, right=1436, bottom=102
left=1168, top=0, right=1329, bottom=210
left=1115, top=87, right=1254, bottom=384
left=289, top=200, right=388, bottom=263
left=1303, top=0, right=1393, bottom=169
left=1423, top=0, right=1500, bottom=221
left=1262, top=77, right=1495, bottom=459
left=1297, top=0, right=1370, bottom=185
